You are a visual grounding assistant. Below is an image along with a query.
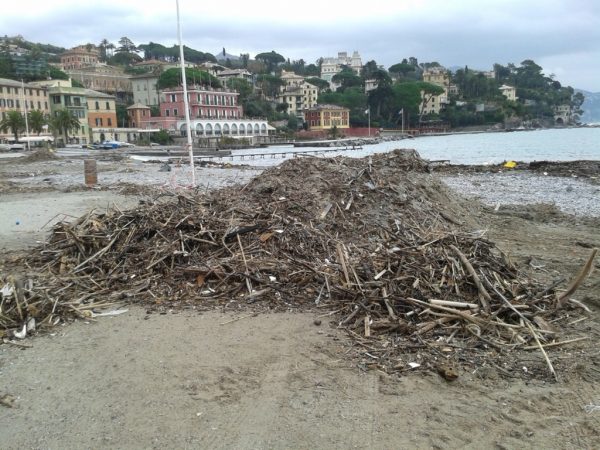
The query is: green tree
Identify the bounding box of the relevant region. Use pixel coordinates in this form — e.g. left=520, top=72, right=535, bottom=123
left=305, top=77, right=329, bottom=92
left=46, top=66, right=69, bottom=80
left=117, top=37, right=137, bottom=53
left=254, top=51, right=285, bottom=73
left=153, top=129, right=172, bottom=145
left=98, top=38, right=111, bottom=62
left=331, top=67, right=362, bottom=92
left=304, top=64, right=320, bottom=77
left=388, top=62, right=415, bottom=79
left=157, top=67, right=221, bottom=90
left=27, top=109, right=47, bottom=135
left=256, top=74, right=284, bottom=98
left=109, top=52, right=142, bottom=66
left=226, top=78, right=253, bottom=102
left=49, top=109, right=81, bottom=144
left=0, top=110, right=26, bottom=142
left=361, top=60, right=380, bottom=80
left=392, top=82, right=422, bottom=126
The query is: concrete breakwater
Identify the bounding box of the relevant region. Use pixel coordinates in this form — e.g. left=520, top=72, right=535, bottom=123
left=293, top=135, right=411, bottom=148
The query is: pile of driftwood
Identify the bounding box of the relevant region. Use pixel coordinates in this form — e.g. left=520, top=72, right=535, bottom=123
left=1, top=150, right=594, bottom=378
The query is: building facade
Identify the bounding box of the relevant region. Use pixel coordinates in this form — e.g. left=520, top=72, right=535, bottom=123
left=421, top=67, right=452, bottom=116
left=86, top=89, right=118, bottom=129
left=47, top=86, right=90, bottom=144
left=320, top=51, right=362, bottom=88
left=159, top=85, right=242, bottom=122
left=131, top=73, right=160, bottom=107
left=0, top=78, right=50, bottom=141
left=216, top=69, right=254, bottom=84
left=127, top=103, right=152, bottom=128
left=304, top=104, right=350, bottom=130
left=66, top=64, right=132, bottom=103
left=499, top=85, right=518, bottom=102
left=61, top=45, right=99, bottom=70
left=277, top=78, right=318, bottom=119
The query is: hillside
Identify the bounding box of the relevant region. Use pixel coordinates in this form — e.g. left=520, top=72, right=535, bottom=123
left=577, top=89, right=600, bottom=124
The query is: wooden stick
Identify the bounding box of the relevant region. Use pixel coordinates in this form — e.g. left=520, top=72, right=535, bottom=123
left=430, top=299, right=478, bottom=309
left=237, top=234, right=253, bottom=294
left=364, top=315, right=371, bottom=337
left=523, top=336, right=589, bottom=350
left=450, top=244, right=491, bottom=313
left=557, top=248, right=597, bottom=308
left=526, top=322, right=558, bottom=381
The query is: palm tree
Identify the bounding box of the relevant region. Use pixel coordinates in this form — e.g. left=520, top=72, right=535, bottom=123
left=28, top=110, right=47, bottom=135
left=99, top=38, right=110, bottom=62
left=49, top=109, right=81, bottom=145
left=0, top=110, right=25, bottom=142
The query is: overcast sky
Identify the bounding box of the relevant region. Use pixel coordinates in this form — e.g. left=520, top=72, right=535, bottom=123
left=2, top=0, right=599, bottom=91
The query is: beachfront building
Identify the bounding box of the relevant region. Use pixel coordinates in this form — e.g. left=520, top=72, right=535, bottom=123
left=554, top=104, right=572, bottom=125
left=0, top=78, right=51, bottom=141
left=159, top=85, right=242, bottom=121
left=47, top=86, right=89, bottom=144
left=61, top=45, right=99, bottom=70
left=320, top=51, right=363, bottom=89
left=276, top=71, right=318, bottom=119
left=304, top=104, right=350, bottom=130
left=86, top=89, right=118, bottom=129
left=499, top=85, right=518, bottom=102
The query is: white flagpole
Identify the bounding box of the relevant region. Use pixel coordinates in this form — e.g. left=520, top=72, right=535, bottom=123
left=176, top=0, right=195, bottom=187
left=367, top=108, right=371, bottom=137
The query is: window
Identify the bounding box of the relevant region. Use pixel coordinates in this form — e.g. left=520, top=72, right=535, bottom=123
left=95, top=118, right=102, bottom=126
left=44, top=102, right=48, bottom=109
left=170, top=94, right=176, bottom=102
left=95, top=101, right=100, bottom=110
left=16, top=100, right=20, bottom=108
left=106, top=102, right=110, bottom=110
left=107, top=118, right=112, bottom=126
left=166, top=110, right=170, bottom=117
left=173, top=108, right=178, bottom=116
left=37, top=101, right=41, bottom=109
left=73, top=97, right=81, bottom=106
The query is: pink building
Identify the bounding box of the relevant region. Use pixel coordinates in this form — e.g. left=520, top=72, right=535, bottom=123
left=160, top=85, right=242, bottom=121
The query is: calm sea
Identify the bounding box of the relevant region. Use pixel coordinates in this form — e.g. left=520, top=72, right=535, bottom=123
left=229, top=127, right=600, bottom=166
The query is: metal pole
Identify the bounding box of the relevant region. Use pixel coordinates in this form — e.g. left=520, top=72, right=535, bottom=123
left=401, top=109, right=404, bottom=135
left=368, top=109, right=370, bottom=137
left=176, top=0, right=196, bottom=187
left=21, top=80, right=31, bottom=151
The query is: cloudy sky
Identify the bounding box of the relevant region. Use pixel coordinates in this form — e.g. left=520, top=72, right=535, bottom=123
left=2, top=0, right=599, bottom=91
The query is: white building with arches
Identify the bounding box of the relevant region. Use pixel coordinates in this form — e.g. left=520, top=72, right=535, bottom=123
left=178, top=119, right=271, bottom=137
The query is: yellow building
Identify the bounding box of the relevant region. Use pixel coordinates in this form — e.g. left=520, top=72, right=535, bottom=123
left=304, top=104, right=350, bottom=130
left=0, top=78, right=50, bottom=141
left=277, top=71, right=319, bottom=119
left=421, top=67, right=452, bottom=116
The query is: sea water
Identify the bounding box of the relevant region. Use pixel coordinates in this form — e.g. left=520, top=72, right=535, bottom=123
left=229, top=127, right=600, bottom=166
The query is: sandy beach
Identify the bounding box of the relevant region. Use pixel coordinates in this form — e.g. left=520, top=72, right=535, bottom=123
left=1, top=148, right=599, bottom=449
